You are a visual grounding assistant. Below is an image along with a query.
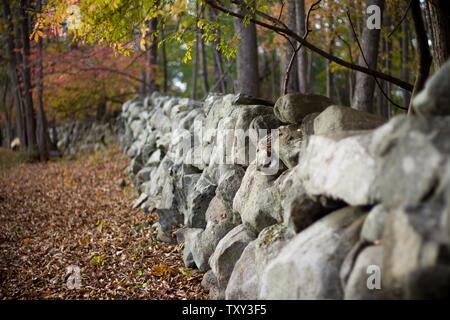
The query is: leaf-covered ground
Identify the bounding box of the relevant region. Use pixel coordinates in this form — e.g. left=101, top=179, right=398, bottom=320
left=0, top=147, right=206, bottom=299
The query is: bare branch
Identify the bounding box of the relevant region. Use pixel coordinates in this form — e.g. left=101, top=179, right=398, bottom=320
left=205, top=0, right=414, bottom=92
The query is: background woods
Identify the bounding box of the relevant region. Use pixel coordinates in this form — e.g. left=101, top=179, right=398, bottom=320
left=1, top=0, right=450, bottom=160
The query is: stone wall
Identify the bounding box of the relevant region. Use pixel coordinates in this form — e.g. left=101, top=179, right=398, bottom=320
left=119, top=62, right=450, bottom=300
left=56, top=117, right=119, bottom=156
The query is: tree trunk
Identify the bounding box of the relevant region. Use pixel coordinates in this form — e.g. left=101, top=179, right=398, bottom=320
left=296, top=0, right=308, bottom=93
left=2, top=0, right=25, bottom=149
left=271, top=50, right=277, bottom=100
left=191, top=33, right=199, bottom=99
left=409, top=0, right=432, bottom=113
left=352, top=0, right=385, bottom=113
left=36, top=12, right=49, bottom=162
left=147, top=16, right=159, bottom=93
left=307, top=51, right=315, bottom=92
left=426, top=0, right=450, bottom=69
left=1, top=80, right=12, bottom=148
left=140, top=69, right=147, bottom=95
left=199, top=36, right=209, bottom=95
left=401, top=19, right=411, bottom=110
left=161, top=28, right=168, bottom=94
left=233, top=4, right=259, bottom=96
left=209, top=7, right=227, bottom=93
left=326, top=57, right=334, bottom=100
left=19, top=0, right=37, bottom=153
left=281, top=0, right=299, bottom=94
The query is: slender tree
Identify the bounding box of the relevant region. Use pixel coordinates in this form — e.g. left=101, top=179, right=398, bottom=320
left=281, top=0, right=299, bottom=94
left=296, top=0, right=308, bottom=93
left=19, top=0, right=37, bottom=152
left=233, top=3, right=259, bottom=96
left=352, top=0, right=385, bottom=113
left=426, top=0, right=450, bottom=69
left=1, top=0, right=25, bottom=149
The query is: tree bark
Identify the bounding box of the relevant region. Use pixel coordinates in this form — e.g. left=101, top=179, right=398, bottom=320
left=409, top=0, right=432, bottom=114
left=19, top=0, right=37, bottom=152
left=36, top=6, right=49, bottom=162
left=401, top=19, right=411, bottom=110
left=191, top=33, right=199, bottom=99
left=233, top=4, right=259, bottom=96
left=270, top=50, right=278, bottom=100
left=161, top=28, right=168, bottom=94
left=209, top=7, right=227, bottom=93
left=147, top=16, right=159, bottom=93
left=296, top=0, right=308, bottom=93
left=199, top=36, right=209, bottom=95
left=2, top=0, right=26, bottom=149
left=326, top=57, right=334, bottom=100
left=352, top=0, right=385, bottom=113
left=426, top=0, right=450, bottom=69
left=1, top=79, right=12, bottom=148
left=281, top=0, right=299, bottom=94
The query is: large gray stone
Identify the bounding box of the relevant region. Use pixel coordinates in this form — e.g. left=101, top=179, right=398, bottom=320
left=344, top=245, right=385, bottom=299
left=380, top=161, right=450, bottom=299
left=361, top=204, right=387, bottom=242
left=185, top=196, right=238, bottom=271
left=233, top=164, right=283, bottom=233
left=224, top=241, right=258, bottom=300
left=258, top=207, right=366, bottom=299
left=225, top=224, right=292, bottom=300
left=371, top=115, right=450, bottom=208
left=277, top=167, right=336, bottom=234
left=413, top=59, right=450, bottom=116
left=185, top=173, right=217, bottom=228
left=274, top=93, right=333, bottom=124
left=209, top=224, right=256, bottom=298
left=314, top=105, right=386, bottom=135
left=299, top=132, right=376, bottom=206
left=277, top=124, right=304, bottom=169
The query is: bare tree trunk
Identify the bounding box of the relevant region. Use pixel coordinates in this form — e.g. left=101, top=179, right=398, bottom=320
left=209, top=7, right=226, bottom=93
left=161, top=28, right=168, bottom=94
left=401, top=19, right=411, bottom=110
left=140, top=69, right=147, bottom=95
left=352, top=0, right=385, bottom=113
left=426, top=0, right=450, bottom=69
left=19, top=0, right=37, bottom=153
left=281, top=0, right=299, bottom=94
left=296, top=0, right=308, bottom=93
left=233, top=4, right=259, bottom=96
left=326, top=57, right=334, bottom=99
left=2, top=0, right=25, bottom=149
left=191, top=33, right=199, bottom=99
left=271, top=50, right=277, bottom=100
left=409, top=0, right=432, bottom=113
left=307, top=51, right=314, bottom=92
left=1, top=80, right=12, bottom=148
left=147, top=16, right=159, bottom=93
left=36, top=9, right=49, bottom=162
left=199, top=36, right=209, bottom=95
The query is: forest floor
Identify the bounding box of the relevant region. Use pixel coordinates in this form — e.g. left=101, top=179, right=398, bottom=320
left=0, top=146, right=206, bottom=299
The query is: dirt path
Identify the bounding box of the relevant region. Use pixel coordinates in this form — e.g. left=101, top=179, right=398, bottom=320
left=0, top=147, right=206, bottom=299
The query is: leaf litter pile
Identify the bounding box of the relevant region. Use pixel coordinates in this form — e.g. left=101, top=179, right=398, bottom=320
left=0, top=147, right=206, bottom=299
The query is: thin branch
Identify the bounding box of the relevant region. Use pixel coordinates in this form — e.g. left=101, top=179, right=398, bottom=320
left=388, top=0, right=413, bottom=38
left=205, top=0, right=414, bottom=92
